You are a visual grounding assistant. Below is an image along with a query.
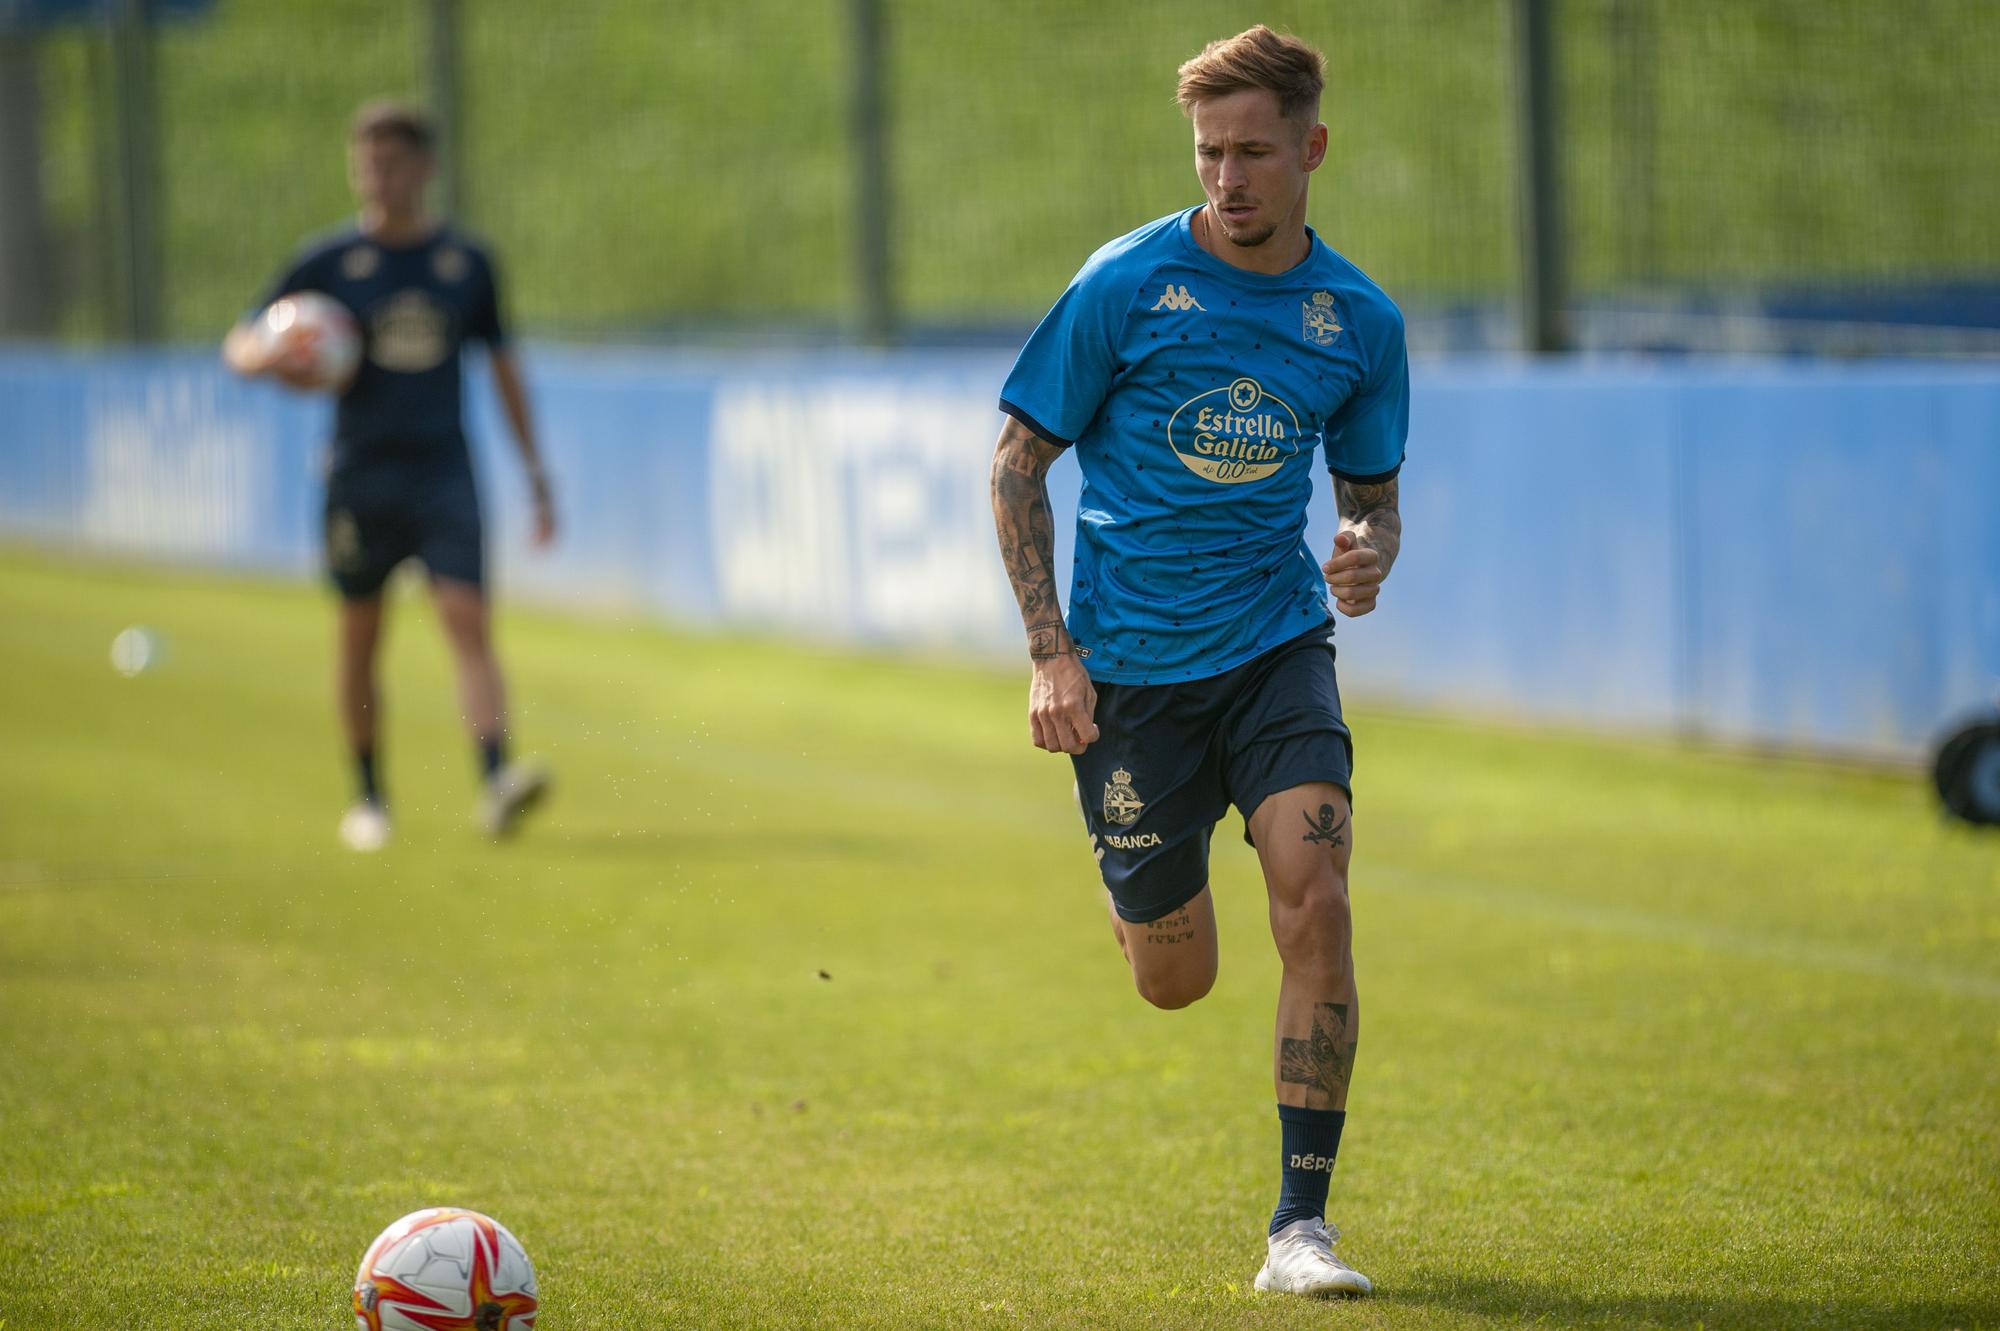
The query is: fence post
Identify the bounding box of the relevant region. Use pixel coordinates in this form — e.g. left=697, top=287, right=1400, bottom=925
left=1511, top=0, right=1568, bottom=353
left=0, top=31, right=54, bottom=337
left=850, top=0, right=894, bottom=344
left=105, top=0, right=162, bottom=342
left=425, top=0, right=465, bottom=220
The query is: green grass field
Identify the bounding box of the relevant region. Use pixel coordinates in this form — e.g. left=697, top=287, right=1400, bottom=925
left=1, top=547, right=1996, bottom=1330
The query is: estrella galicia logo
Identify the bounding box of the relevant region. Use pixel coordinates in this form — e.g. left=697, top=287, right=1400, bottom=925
left=1165, top=376, right=1302, bottom=484
left=1151, top=283, right=1205, bottom=312
left=1103, top=767, right=1144, bottom=826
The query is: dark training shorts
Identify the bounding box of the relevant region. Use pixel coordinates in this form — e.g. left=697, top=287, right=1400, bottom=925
left=323, top=459, right=485, bottom=599
left=1071, top=622, right=1354, bottom=924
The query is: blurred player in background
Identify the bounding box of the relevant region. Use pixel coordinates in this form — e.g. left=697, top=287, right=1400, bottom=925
left=224, top=99, right=554, bottom=852
left=990, top=27, right=1406, bottom=1298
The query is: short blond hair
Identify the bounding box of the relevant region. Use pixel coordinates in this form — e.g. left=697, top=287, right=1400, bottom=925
left=1175, top=25, right=1326, bottom=124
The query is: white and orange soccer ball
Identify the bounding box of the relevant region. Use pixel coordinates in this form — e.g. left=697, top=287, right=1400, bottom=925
left=257, top=290, right=362, bottom=391
left=352, top=1207, right=539, bottom=1331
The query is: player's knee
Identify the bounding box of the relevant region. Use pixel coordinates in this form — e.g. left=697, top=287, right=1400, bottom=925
left=1271, top=871, right=1352, bottom=975
left=1134, top=963, right=1215, bottom=1010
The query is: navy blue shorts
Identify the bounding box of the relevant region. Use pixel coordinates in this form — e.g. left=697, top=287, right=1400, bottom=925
left=323, top=460, right=484, bottom=599
left=1072, top=623, right=1353, bottom=923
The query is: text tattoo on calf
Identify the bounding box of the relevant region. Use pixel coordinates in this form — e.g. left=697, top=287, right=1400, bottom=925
left=1280, top=1002, right=1356, bottom=1106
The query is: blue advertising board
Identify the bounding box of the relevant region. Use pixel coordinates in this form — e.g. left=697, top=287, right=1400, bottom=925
left=2, top=346, right=1995, bottom=760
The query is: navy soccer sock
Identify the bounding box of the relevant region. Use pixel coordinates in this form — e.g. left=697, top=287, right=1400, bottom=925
left=478, top=735, right=507, bottom=782
left=355, top=747, right=382, bottom=806
left=1271, top=1104, right=1346, bottom=1235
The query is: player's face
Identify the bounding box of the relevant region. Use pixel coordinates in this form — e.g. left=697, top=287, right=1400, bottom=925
left=1190, top=90, right=1326, bottom=249
left=348, top=134, right=434, bottom=216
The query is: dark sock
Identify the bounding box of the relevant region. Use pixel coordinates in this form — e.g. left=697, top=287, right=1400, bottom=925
left=478, top=736, right=506, bottom=782
left=355, top=748, right=382, bottom=806
left=1271, top=1104, right=1345, bottom=1234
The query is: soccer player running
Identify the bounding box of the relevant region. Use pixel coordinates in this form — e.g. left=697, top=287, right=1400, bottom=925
left=224, top=100, right=554, bottom=852
left=990, top=28, right=1405, bottom=1298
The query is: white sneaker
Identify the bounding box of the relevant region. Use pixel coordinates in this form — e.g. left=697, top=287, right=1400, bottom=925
left=480, top=759, right=549, bottom=838
left=338, top=802, right=391, bottom=853
left=1254, top=1218, right=1373, bottom=1298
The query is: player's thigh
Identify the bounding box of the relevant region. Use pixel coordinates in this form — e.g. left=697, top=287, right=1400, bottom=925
left=1247, top=780, right=1356, bottom=982
left=1222, top=630, right=1356, bottom=896
left=1246, top=779, right=1354, bottom=904
left=1118, top=884, right=1219, bottom=1006
left=428, top=574, right=490, bottom=653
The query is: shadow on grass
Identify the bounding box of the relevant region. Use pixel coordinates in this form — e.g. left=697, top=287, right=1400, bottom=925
left=1394, top=1271, right=1999, bottom=1331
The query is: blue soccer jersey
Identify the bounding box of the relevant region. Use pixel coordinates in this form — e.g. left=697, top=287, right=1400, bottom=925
left=257, top=225, right=507, bottom=471
left=1000, top=207, right=1408, bottom=685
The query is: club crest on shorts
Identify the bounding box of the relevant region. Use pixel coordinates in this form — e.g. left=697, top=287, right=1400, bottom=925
left=1103, top=768, right=1144, bottom=826
left=326, top=508, right=364, bottom=571
left=1303, top=290, right=1343, bottom=345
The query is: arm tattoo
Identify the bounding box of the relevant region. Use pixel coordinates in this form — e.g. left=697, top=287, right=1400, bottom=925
left=1301, top=803, right=1347, bottom=848
left=991, top=418, right=1074, bottom=658
left=1334, top=475, right=1401, bottom=575
left=1279, top=1001, right=1357, bottom=1107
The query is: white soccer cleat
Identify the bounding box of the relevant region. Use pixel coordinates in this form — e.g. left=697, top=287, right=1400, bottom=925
left=1254, top=1218, right=1373, bottom=1298
left=338, top=802, right=391, bottom=853
left=480, top=759, right=550, bottom=838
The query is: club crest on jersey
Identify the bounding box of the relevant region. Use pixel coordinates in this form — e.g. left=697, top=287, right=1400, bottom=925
left=432, top=245, right=470, bottom=284
left=1165, top=375, right=1303, bottom=484
left=1303, top=290, right=1343, bottom=345
left=1103, top=768, right=1144, bottom=826
left=340, top=245, right=380, bottom=281
left=1151, top=283, right=1205, bottom=312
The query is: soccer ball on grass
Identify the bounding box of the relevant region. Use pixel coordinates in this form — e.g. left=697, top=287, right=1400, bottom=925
left=352, top=1207, right=538, bottom=1330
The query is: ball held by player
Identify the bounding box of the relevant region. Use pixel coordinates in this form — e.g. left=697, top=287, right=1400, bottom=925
left=251, top=291, right=362, bottom=393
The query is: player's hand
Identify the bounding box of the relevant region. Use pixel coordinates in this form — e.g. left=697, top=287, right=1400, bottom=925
left=1029, top=652, right=1099, bottom=755
left=528, top=472, right=557, bottom=549
left=1323, top=529, right=1386, bottom=618
left=265, top=330, right=324, bottom=390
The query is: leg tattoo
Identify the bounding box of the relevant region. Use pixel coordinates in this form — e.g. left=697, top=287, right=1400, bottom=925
left=1280, top=1002, right=1357, bottom=1108
left=1300, top=804, right=1348, bottom=848
left=1143, top=906, right=1196, bottom=946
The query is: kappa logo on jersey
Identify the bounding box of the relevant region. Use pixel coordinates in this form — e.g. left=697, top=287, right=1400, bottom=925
left=1151, top=283, right=1205, bottom=312
left=340, top=245, right=381, bottom=281
left=1165, top=375, right=1304, bottom=484
left=1103, top=767, right=1145, bottom=825
left=432, top=245, right=469, bottom=284
left=1303, top=289, right=1343, bottom=345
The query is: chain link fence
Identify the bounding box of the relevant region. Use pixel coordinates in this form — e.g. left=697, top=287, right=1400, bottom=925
left=10, top=0, right=1998, bottom=351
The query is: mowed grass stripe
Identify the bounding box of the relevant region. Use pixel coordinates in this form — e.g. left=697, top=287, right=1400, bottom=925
left=0, top=549, right=1994, bottom=1331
